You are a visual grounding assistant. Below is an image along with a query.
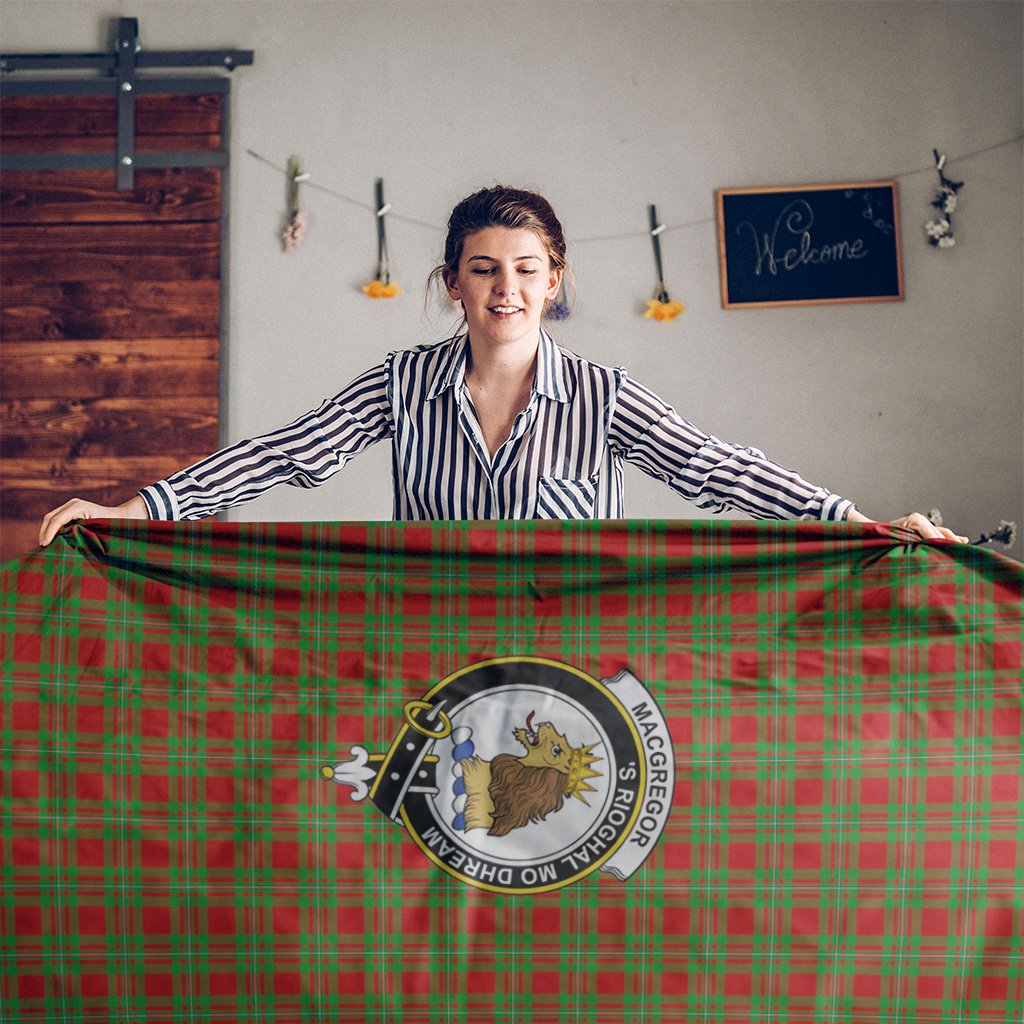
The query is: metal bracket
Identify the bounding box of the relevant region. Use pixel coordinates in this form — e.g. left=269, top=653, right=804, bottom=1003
left=116, top=18, right=140, bottom=189
left=1, top=16, right=254, bottom=191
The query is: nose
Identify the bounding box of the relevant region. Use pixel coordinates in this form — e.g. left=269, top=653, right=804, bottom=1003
left=493, top=269, right=517, bottom=296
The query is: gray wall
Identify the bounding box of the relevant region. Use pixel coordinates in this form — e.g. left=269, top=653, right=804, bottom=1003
left=5, top=0, right=1022, bottom=557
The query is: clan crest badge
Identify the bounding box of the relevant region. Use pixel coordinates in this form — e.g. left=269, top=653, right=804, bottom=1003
left=322, top=657, right=674, bottom=894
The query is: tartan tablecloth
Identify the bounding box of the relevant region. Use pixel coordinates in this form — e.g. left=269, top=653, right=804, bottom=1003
left=1, top=519, right=1021, bottom=1023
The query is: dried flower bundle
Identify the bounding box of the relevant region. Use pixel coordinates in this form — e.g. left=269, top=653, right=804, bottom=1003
left=282, top=156, right=309, bottom=253
left=363, top=178, right=401, bottom=299
left=645, top=204, right=684, bottom=323
left=925, top=150, right=963, bottom=249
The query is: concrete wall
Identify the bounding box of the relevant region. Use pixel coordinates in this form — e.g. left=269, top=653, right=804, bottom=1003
left=4, top=0, right=1022, bottom=556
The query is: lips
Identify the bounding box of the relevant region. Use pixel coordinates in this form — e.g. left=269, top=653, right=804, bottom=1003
left=488, top=305, right=523, bottom=316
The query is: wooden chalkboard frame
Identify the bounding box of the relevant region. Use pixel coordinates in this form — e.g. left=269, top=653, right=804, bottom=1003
left=716, top=181, right=904, bottom=309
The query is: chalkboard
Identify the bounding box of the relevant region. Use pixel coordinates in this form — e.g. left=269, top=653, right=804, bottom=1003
left=716, top=181, right=904, bottom=309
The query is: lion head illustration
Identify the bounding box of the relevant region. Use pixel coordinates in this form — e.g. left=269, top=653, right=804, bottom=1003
left=459, top=712, right=602, bottom=837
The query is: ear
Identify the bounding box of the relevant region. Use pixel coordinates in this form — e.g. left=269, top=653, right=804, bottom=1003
left=444, top=270, right=461, bottom=302
left=547, top=267, right=562, bottom=300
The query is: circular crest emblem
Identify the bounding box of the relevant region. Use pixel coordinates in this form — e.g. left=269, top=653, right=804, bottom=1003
left=323, top=657, right=674, bottom=894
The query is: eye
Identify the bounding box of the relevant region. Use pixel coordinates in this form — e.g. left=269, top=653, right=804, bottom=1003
left=517, top=268, right=538, bottom=275
left=551, top=745, right=562, bottom=756
left=471, top=268, right=496, bottom=275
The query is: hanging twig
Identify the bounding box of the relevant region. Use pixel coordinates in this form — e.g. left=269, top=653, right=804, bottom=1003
left=362, top=178, right=402, bottom=298
left=644, top=204, right=684, bottom=322
left=281, top=155, right=309, bottom=252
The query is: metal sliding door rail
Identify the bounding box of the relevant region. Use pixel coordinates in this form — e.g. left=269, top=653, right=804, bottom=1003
left=1, top=17, right=252, bottom=188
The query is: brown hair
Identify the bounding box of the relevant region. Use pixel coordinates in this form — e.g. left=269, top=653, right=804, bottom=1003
left=428, top=185, right=573, bottom=320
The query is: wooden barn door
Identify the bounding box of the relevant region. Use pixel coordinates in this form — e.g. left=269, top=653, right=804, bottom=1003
left=0, top=96, right=222, bottom=561
left=0, top=21, right=250, bottom=561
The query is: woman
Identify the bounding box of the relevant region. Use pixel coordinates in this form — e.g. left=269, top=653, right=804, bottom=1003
left=39, top=186, right=967, bottom=545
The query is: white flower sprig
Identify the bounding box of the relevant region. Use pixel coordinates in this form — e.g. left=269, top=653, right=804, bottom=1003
left=973, top=521, right=1017, bottom=548
left=924, top=150, right=963, bottom=249
left=932, top=510, right=1017, bottom=548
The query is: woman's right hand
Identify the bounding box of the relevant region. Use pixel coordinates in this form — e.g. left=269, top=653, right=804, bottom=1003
left=38, top=494, right=149, bottom=548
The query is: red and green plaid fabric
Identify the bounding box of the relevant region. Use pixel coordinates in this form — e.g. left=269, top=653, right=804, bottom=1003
left=2, top=519, right=1022, bottom=1023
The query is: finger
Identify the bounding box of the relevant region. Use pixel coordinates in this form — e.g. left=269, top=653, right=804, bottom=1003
left=39, top=515, right=59, bottom=548
left=39, top=503, right=70, bottom=547
left=906, top=515, right=968, bottom=544
left=896, top=514, right=972, bottom=544
left=39, top=500, right=89, bottom=547
left=40, top=498, right=78, bottom=527
left=913, top=521, right=944, bottom=541
left=39, top=509, right=72, bottom=548
left=893, top=513, right=943, bottom=541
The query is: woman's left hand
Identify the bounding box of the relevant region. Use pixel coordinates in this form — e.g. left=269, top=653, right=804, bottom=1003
left=848, top=509, right=969, bottom=543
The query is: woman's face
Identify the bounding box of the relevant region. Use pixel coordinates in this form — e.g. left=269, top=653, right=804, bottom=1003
left=445, top=227, right=561, bottom=350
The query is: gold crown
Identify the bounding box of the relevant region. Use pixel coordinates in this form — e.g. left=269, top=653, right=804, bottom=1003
left=565, top=743, right=603, bottom=804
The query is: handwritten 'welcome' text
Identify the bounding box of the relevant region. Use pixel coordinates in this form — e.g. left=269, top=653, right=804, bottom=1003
left=736, top=200, right=868, bottom=277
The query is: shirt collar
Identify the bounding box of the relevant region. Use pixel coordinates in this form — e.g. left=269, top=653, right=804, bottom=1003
left=535, top=328, right=570, bottom=403
left=426, top=329, right=570, bottom=403
left=426, top=334, right=469, bottom=399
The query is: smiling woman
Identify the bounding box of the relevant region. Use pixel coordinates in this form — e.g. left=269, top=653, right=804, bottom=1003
left=448, top=230, right=558, bottom=352
left=38, top=185, right=967, bottom=545
left=429, top=186, right=570, bottom=299
left=442, top=225, right=561, bottom=459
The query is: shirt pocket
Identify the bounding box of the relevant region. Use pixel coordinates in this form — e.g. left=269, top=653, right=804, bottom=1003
left=534, top=475, right=599, bottom=519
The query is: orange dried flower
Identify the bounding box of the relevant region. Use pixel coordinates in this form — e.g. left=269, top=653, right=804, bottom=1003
left=644, top=299, right=685, bottom=322
left=361, top=279, right=403, bottom=299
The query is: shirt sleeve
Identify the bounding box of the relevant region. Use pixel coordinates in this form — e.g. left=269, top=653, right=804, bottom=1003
left=607, top=374, right=856, bottom=522
left=138, top=360, right=394, bottom=520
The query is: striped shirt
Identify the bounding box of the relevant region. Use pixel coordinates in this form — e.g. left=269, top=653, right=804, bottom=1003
left=139, top=331, right=855, bottom=522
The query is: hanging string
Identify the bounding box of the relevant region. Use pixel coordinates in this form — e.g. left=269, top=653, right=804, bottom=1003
left=246, top=133, right=1022, bottom=245
left=246, top=149, right=439, bottom=231
left=887, top=134, right=1021, bottom=183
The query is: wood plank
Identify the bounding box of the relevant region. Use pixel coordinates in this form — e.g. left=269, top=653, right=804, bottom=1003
left=1, top=339, right=219, bottom=398
left=1, top=455, right=208, bottom=524
left=0, top=134, right=223, bottom=154
left=0, top=94, right=116, bottom=138
left=1, top=279, right=219, bottom=340
left=0, top=94, right=223, bottom=137
left=2, top=519, right=46, bottom=563
left=1, top=396, right=219, bottom=459
left=1, top=223, right=220, bottom=283
left=1, top=93, right=225, bottom=561
left=1, top=168, right=222, bottom=224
